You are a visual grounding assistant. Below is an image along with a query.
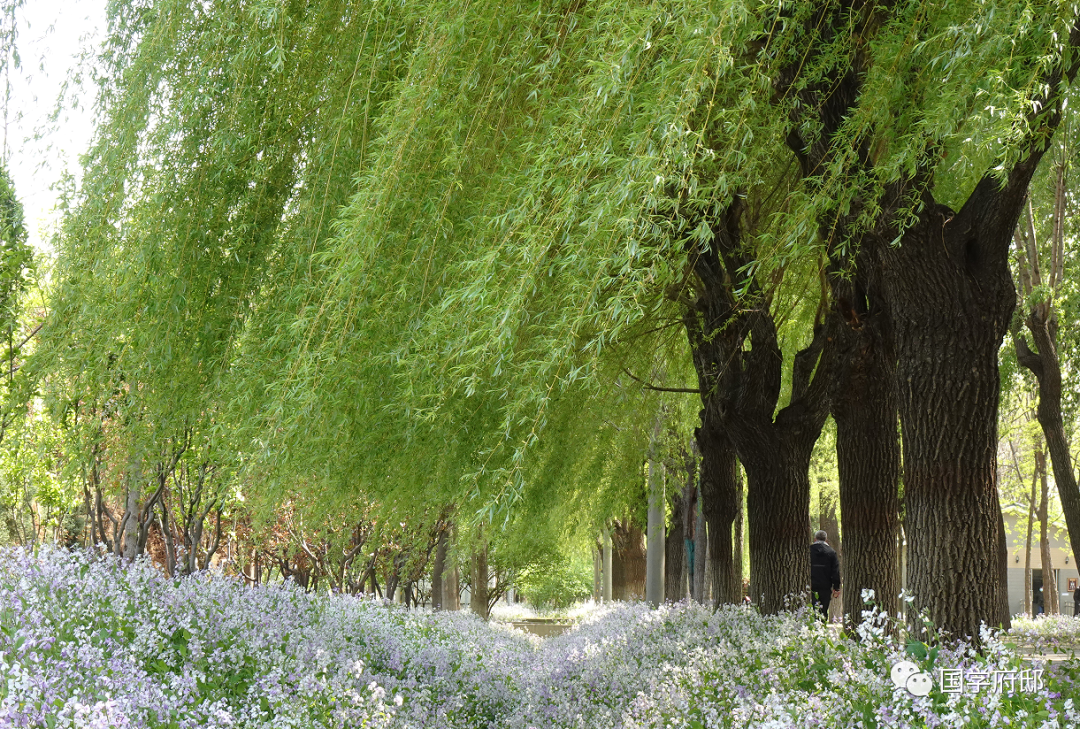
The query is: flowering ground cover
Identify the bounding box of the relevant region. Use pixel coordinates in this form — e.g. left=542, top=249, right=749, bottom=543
left=1, top=547, right=1078, bottom=728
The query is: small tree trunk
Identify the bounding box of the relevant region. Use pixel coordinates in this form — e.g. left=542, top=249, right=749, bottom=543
left=122, top=471, right=142, bottom=562
left=602, top=529, right=613, bottom=602
left=1037, top=447, right=1058, bottom=614
left=611, top=521, right=646, bottom=601
left=159, top=503, right=176, bottom=578
left=470, top=546, right=489, bottom=619
left=696, top=422, right=740, bottom=605
left=830, top=268, right=901, bottom=628
left=692, top=501, right=707, bottom=603
left=665, top=486, right=687, bottom=603
left=593, top=546, right=601, bottom=602
left=445, top=564, right=461, bottom=610
left=431, top=528, right=448, bottom=609
left=1024, top=458, right=1037, bottom=615
left=646, top=445, right=665, bottom=607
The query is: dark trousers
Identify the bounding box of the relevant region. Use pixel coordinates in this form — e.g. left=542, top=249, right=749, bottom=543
left=811, top=586, right=832, bottom=620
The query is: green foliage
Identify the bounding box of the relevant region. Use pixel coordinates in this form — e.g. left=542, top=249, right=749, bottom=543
left=516, top=547, right=593, bottom=611
left=32, top=0, right=1080, bottom=550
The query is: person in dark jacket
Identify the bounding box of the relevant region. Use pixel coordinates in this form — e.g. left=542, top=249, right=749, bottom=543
left=810, top=530, right=841, bottom=621
left=1074, top=585, right=1079, bottom=617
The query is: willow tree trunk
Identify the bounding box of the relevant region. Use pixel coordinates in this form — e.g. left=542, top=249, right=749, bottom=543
left=772, top=0, right=1080, bottom=639
left=693, top=505, right=707, bottom=603
left=602, top=529, right=613, bottom=603
left=665, top=486, right=688, bottom=603
left=696, top=421, right=741, bottom=606
left=742, top=439, right=815, bottom=613
left=880, top=182, right=1021, bottom=638
left=612, top=521, right=646, bottom=601
left=470, top=546, right=489, bottom=619
left=431, top=528, right=448, bottom=609
left=830, top=292, right=900, bottom=627
left=685, top=201, right=836, bottom=614
left=593, top=547, right=601, bottom=602
left=646, top=434, right=665, bottom=608
left=444, top=565, right=460, bottom=611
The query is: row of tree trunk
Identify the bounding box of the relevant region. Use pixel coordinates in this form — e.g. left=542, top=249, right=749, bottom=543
left=674, top=4, right=1080, bottom=640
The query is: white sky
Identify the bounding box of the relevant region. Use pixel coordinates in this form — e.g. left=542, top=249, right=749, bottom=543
left=6, top=0, right=107, bottom=252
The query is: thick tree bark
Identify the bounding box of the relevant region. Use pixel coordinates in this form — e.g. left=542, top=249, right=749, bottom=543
left=664, top=504, right=685, bottom=603
left=664, top=480, right=692, bottom=603
left=742, top=437, right=818, bottom=613
left=776, top=0, right=902, bottom=631
left=682, top=282, right=833, bottom=609
left=878, top=184, right=1020, bottom=637
left=611, top=520, right=646, bottom=601
left=830, top=283, right=900, bottom=627
left=470, top=546, right=489, bottom=619
left=444, top=564, right=461, bottom=610
left=684, top=201, right=837, bottom=614
left=695, top=418, right=741, bottom=605
left=733, top=469, right=744, bottom=602
left=774, top=0, right=1080, bottom=639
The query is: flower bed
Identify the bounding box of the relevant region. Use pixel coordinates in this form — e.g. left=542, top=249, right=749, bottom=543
left=1, top=547, right=1078, bottom=728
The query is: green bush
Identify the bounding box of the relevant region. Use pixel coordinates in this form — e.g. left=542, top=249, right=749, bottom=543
left=516, top=550, right=593, bottom=611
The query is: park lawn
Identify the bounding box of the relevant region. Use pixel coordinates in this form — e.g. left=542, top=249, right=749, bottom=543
left=0, top=547, right=1078, bottom=729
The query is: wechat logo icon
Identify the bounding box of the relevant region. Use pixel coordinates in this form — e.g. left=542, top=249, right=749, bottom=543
left=890, top=660, right=933, bottom=696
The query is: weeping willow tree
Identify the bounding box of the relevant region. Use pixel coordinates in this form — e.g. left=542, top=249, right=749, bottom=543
left=37, top=0, right=1080, bottom=635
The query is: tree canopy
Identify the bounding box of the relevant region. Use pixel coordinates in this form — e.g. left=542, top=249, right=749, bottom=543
left=14, top=0, right=1080, bottom=633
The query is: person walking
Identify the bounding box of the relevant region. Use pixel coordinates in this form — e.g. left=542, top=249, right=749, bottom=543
left=1073, top=584, right=1079, bottom=618
left=810, top=530, right=841, bottom=621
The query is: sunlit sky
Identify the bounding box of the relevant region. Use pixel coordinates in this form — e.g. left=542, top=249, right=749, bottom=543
left=6, top=0, right=107, bottom=252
